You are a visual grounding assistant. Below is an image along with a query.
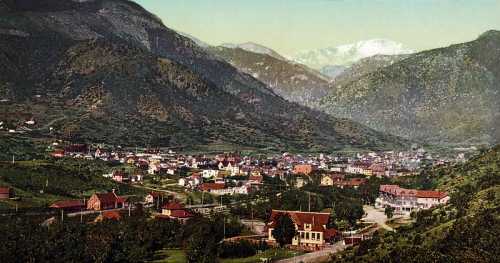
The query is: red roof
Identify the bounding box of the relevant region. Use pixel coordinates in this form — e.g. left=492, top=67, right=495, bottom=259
left=50, top=200, right=85, bottom=209
left=0, top=187, right=11, bottom=195
left=94, top=192, right=123, bottom=206
left=163, top=201, right=185, bottom=210
left=102, top=211, right=122, bottom=221
left=380, top=185, right=447, bottom=199
left=199, top=183, right=225, bottom=191
left=334, top=178, right=367, bottom=187
left=269, top=210, right=330, bottom=229
left=268, top=210, right=337, bottom=237
left=169, top=209, right=194, bottom=218
left=416, top=190, right=448, bottom=199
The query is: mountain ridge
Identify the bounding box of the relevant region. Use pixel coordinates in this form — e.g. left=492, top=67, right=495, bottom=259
left=320, top=31, right=500, bottom=145
left=0, top=0, right=404, bottom=151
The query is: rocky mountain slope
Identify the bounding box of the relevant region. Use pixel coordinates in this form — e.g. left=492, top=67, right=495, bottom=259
left=220, top=42, right=287, bottom=61
left=209, top=45, right=331, bottom=107
left=0, top=0, right=402, bottom=151
left=320, top=31, right=500, bottom=146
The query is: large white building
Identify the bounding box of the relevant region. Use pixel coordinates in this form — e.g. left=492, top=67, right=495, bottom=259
left=375, top=185, right=449, bottom=215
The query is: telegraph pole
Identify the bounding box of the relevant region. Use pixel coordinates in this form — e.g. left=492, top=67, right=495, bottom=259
left=308, top=192, right=311, bottom=212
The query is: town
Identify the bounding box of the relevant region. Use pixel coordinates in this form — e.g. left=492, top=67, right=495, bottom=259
left=0, top=141, right=469, bottom=262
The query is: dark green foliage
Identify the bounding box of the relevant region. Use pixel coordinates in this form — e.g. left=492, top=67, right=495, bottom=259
left=183, top=217, right=224, bottom=263
left=271, top=214, right=297, bottom=247
left=0, top=159, right=143, bottom=203
left=0, top=215, right=181, bottom=263
left=219, top=240, right=269, bottom=259
left=384, top=206, right=394, bottom=219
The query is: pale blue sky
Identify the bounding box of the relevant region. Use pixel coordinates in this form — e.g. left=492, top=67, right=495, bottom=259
left=135, top=0, right=500, bottom=55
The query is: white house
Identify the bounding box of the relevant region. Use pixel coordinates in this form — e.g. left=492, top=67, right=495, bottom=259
left=202, top=169, right=219, bottom=179
left=375, top=185, right=449, bottom=215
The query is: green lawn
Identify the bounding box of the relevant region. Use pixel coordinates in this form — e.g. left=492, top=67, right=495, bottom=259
left=151, top=249, right=187, bottom=263
left=220, top=249, right=303, bottom=263
left=150, top=248, right=301, bottom=263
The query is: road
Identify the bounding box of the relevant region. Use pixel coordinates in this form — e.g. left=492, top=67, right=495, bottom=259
left=361, top=205, right=395, bottom=231
left=275, top=242, right=346, bottom=263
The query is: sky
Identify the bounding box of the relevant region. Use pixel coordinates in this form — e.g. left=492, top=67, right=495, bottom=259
left=135, top=0, right=500, bottom=56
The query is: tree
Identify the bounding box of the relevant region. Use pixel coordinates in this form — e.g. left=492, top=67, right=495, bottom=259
left=184, top=218, right=222, bottom=263
left=385, top=206, right=395, bottom=219
left=271, top=214, right=297, bottom=247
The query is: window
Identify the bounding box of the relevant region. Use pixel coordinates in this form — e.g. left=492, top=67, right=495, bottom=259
left=300, top=232, right=304, bottom=239
left=311, top=233, right=316, bottom=240
left=306, top=232, right=309, bottom=239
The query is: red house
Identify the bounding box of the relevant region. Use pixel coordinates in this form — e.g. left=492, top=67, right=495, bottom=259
left=86, top=191, right=125, bottom=211
left=159, top=201, right=194, bottom=223
left=0, top=187, right=13, bottom=199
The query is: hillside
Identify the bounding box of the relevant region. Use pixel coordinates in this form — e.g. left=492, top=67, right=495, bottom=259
left=0, top=0, right=403, bottom=151
left=333, top=145, right=500, bottom=262
left=0, top=158, right=145, bottom=210
left=210, top=46, right=331, bottom=107
left=321, top=31, right=500, bottom=146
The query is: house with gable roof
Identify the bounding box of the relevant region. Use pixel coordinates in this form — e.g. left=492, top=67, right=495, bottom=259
left=266, top=210, right=338, bottom=248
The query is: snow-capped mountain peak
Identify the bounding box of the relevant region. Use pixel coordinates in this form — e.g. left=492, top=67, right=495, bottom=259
left=292, top=39, right=414, bottom=69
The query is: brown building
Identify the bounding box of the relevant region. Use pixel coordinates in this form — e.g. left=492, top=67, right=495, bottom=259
left=86, top=191, right=125, bottom=211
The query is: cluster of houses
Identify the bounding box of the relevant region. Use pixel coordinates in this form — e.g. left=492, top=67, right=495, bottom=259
left=375, top=185, right=450, bottom=215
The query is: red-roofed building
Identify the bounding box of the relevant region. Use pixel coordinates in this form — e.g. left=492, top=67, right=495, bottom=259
left=333, top=178, right=367, bottom=189
left=293, top=165, right=315, bottom=175
left=376, top=185, right=449, bottom=215
left=50, top=200, right=86, bottom=212
left=267, top=210, right=338, bottom=248
left=161, top=201, right=194, bottom=223
left=0, top=187, right=13, bottom=199
left=87, top=191, right=125, bottom=211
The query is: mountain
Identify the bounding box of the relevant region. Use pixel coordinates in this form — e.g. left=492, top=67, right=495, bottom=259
left=320, top=31, right=500, bottom=146
left=333, top=54, right=410, bottom=86
left=0, top=0, right=403, bottom=151
left=333, top=145, right=500, bottom=263
left=209, top=45, right=331, bottom=107
left=293, top=39, right=414, bottom=70
left=178, top=32, right=210, bottom=49
left=220, top=42, right=287, bottom=61
left=320, top=65, right=347, bottom=79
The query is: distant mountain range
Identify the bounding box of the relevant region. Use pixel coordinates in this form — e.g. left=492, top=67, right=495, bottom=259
left=320, top=31, right=500, bottom=146
left=0, top=0, right=402, bottom=151
left=292, top=39, right=414, bottom=76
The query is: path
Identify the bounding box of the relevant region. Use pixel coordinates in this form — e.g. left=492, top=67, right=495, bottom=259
left=241, top=219, right=266, bottom=235
left=276, top=242, right=346, bottom=263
